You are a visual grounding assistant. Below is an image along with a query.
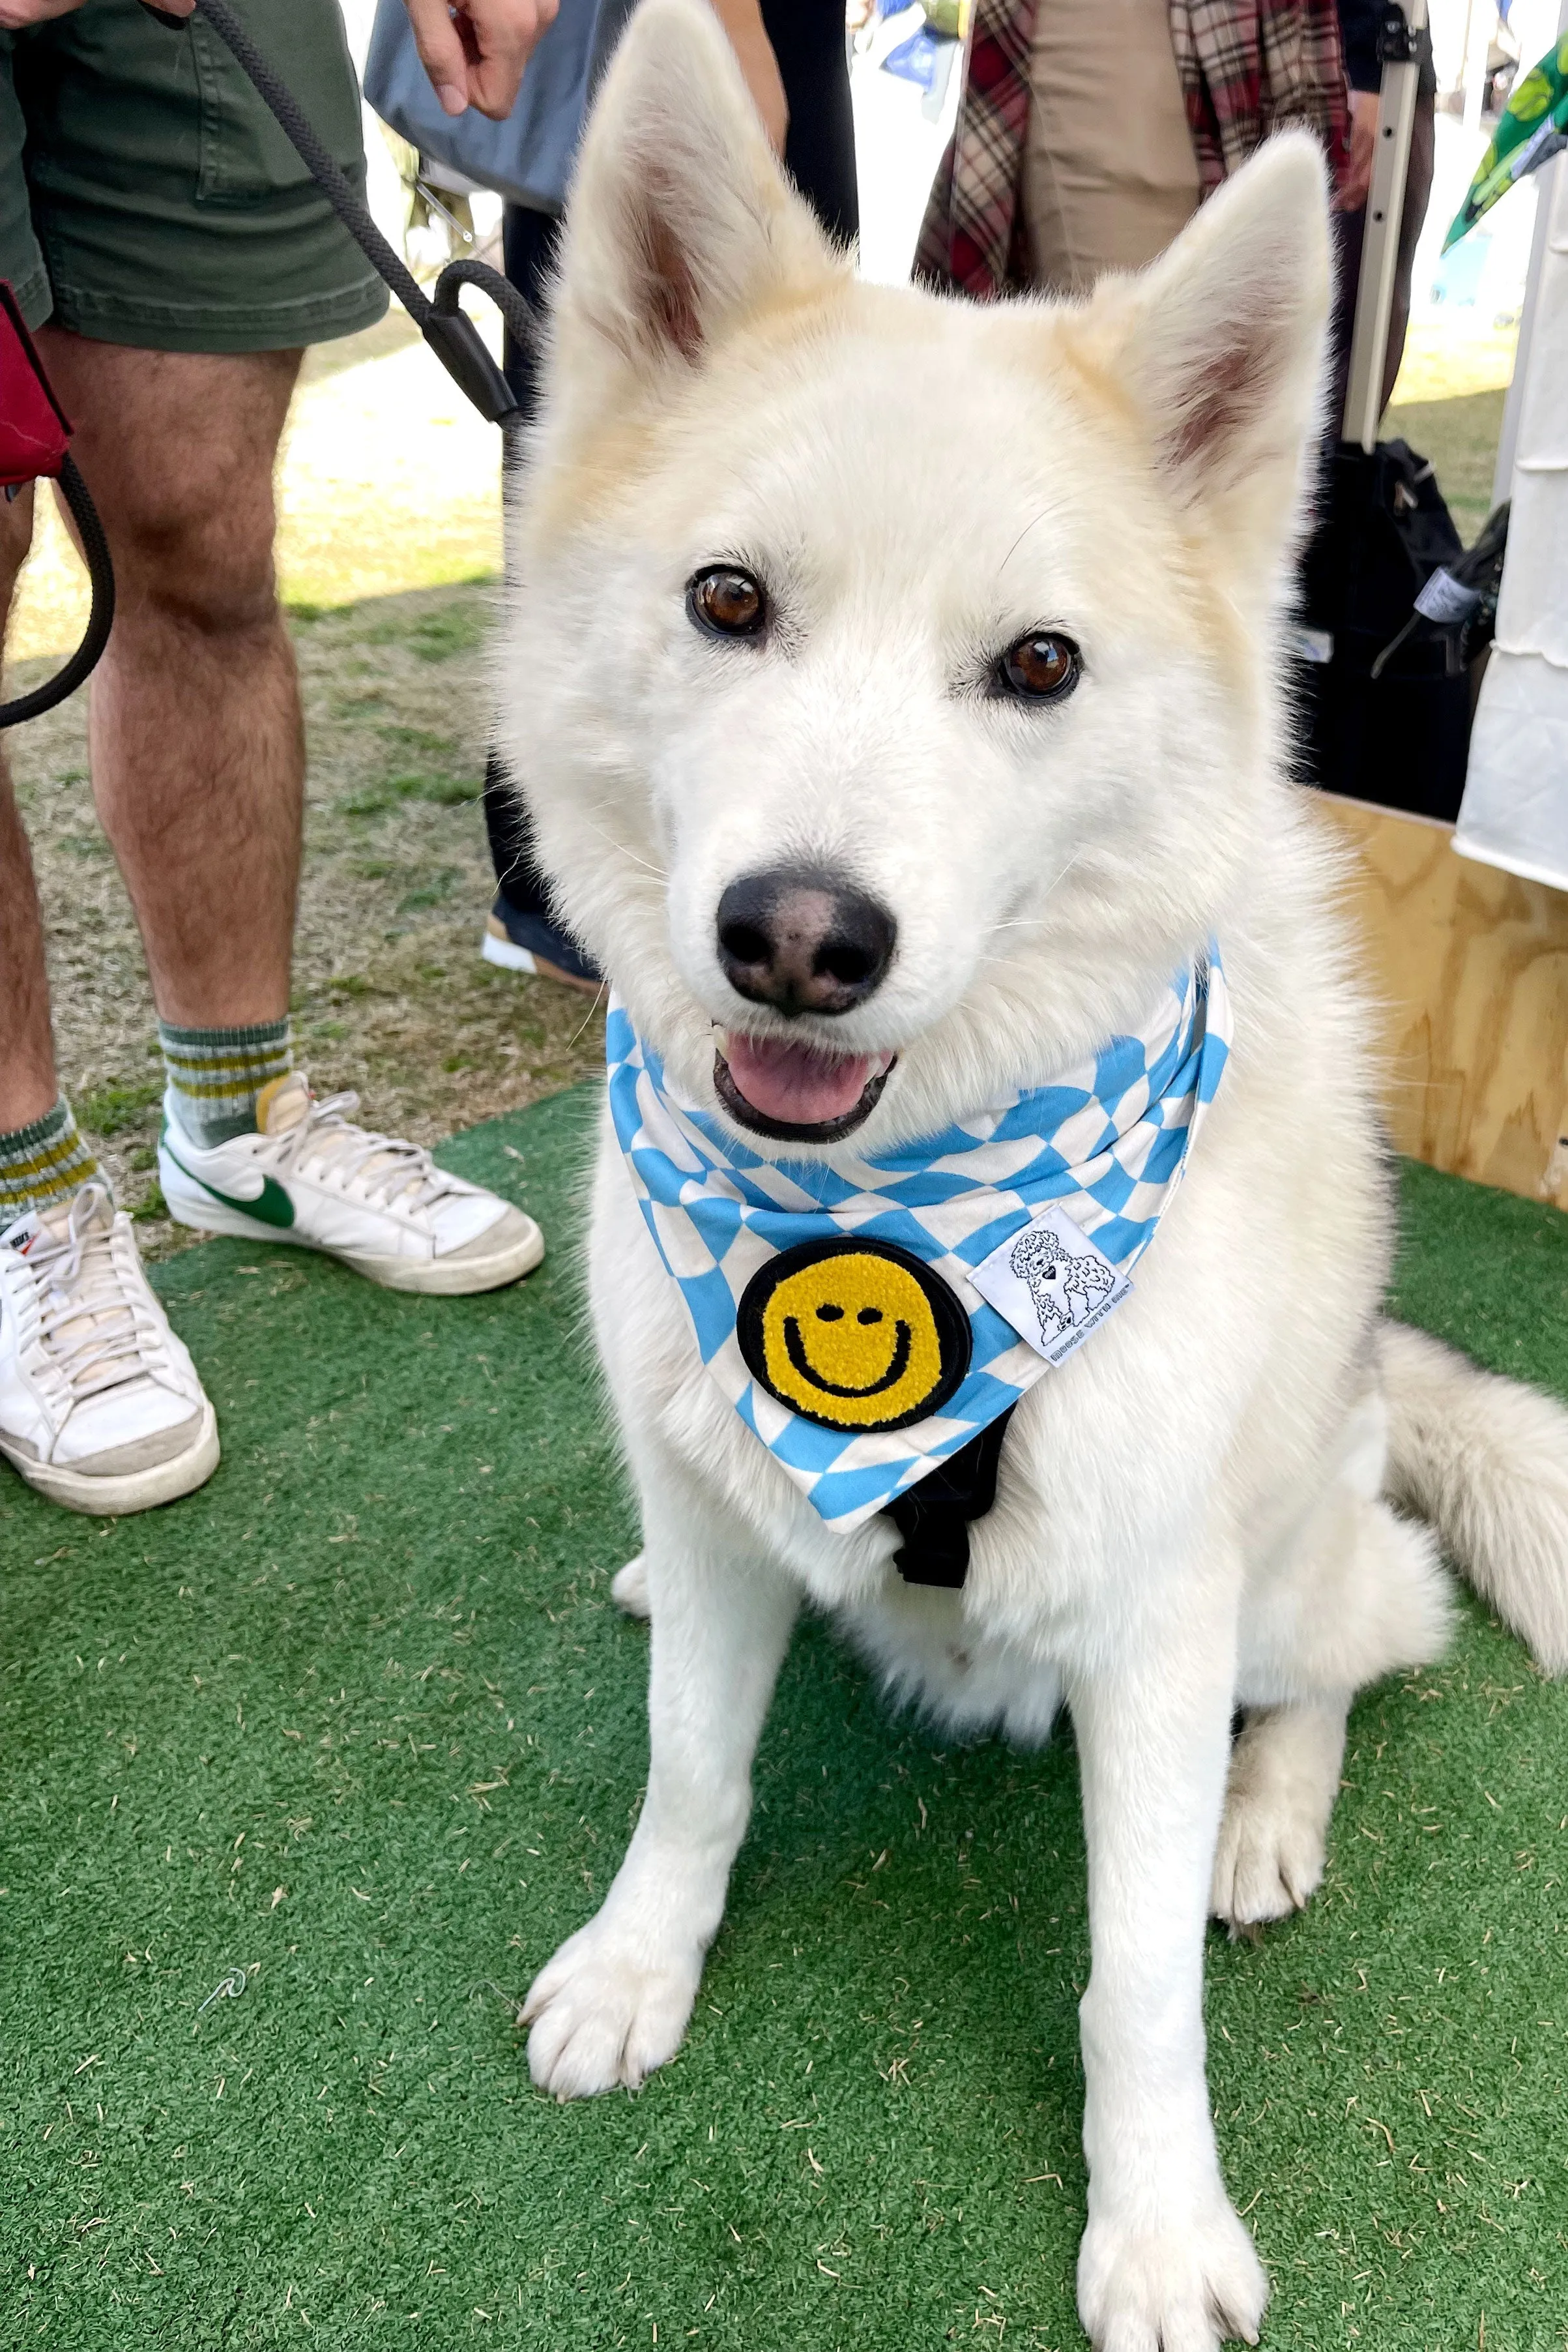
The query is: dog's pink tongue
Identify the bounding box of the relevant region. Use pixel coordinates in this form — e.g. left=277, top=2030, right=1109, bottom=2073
left=723, top=1033, right=874, bottom=1127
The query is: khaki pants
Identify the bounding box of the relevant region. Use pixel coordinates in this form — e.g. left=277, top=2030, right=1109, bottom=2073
left=1022, top=0, right=1200, bottom=295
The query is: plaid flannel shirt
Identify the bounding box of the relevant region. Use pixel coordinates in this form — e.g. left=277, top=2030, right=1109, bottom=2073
left=915, top=0, right=1350, bottom=296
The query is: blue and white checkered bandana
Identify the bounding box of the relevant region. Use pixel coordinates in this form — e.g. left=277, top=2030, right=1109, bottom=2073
left=607, top=950, right=1231, bottom=1534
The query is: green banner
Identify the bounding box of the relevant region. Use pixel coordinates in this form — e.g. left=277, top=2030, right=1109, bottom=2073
left=1444, top=34, right=1568, bottom=252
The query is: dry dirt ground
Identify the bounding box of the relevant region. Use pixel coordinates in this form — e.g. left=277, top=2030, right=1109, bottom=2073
left=6, top=578, right=603, bottom=1256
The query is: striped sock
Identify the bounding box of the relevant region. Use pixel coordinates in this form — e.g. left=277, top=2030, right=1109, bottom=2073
left=159, top=1016, right=293, bottom=1149
left=0, top=1098, right=101, bottom=1226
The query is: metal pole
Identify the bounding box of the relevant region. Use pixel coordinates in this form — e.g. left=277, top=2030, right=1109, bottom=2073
left=1342, top=0, right=1430, bottom=452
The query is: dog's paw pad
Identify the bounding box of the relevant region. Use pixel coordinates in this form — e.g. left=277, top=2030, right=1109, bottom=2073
left=523, top=1918, right=699, bottom=2098
left=1078, top=2196, right=1266, bottom=2351
left=1211, top=1784, right=1326, bottom=1928
left=611, top=1553, right=651, bottom=1620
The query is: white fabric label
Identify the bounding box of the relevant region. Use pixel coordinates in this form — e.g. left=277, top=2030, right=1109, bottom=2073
left=969, top=1205, right=1133, bottom=1368
left=1414, top=566, right=1481, bottom=625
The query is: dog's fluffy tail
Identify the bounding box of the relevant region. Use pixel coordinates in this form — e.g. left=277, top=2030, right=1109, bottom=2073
left=1380, top=1321, right=1568, bottom=1674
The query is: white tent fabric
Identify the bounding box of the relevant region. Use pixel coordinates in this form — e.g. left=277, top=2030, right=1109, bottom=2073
left=1455, top=149, right=1568, bottom=892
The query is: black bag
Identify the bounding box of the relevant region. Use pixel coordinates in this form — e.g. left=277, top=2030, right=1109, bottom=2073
left=1292, top=0, right=1494, bottom=824
left=1296, top=440, right=1472, bottom=821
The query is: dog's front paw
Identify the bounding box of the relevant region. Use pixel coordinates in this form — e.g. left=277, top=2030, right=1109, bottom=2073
left=1211, top=1768, right=1327, bottom=1928
left=523, top=1913, right=701, bottom=2097
left=1212, top=1791, right=1325, bottom=1928
left=1211, top=1703, right=1344, bottom=1930
left=1077, top=2196, right=1266, bottom=2351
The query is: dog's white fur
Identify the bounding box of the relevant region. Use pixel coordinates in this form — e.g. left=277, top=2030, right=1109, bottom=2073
left=498, top=6, right=1568, bottom=2342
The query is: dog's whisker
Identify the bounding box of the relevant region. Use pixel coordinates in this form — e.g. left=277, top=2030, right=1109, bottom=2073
left=579, top=816, right=667, bottom=881
left=613, top=844, right=669, bottom=881
left=567, top=979, right=610, bottom=1046
left=981, top=853, right=1086, bottom=959
left=998, top=509, right=1051, bottom=576
left=1038, top=846, right=1085, bottom=906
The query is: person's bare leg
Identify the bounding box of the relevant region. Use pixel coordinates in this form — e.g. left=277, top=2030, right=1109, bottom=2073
left=0, top=482, right=220, bottom=1514
left=33, top=331, right=302, bottom=1027
left=0, top=483, right=59, bottom=1134
left=16, top=333, right=543, bottom=1295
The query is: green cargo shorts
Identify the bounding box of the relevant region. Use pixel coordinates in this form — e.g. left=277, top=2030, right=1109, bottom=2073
left=0, top=0, right=388, bottom=353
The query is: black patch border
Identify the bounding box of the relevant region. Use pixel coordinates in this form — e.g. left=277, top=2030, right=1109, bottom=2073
left=737, top=1235, right=972, bottom=1435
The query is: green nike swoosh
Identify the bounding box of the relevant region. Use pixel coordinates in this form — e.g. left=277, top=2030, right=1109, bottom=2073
left=162, top=1132, right=295, bottom=1229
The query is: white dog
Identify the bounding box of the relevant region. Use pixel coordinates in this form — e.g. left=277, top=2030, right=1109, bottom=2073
left=499, top=6, right=1568, bottom=2342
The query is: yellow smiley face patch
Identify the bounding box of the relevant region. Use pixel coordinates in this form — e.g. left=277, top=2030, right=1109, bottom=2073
left=737, top=1238, right=972, bottom=1434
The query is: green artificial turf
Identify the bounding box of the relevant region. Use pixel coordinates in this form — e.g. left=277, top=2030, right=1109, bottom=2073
left=3, top=1095, right=1567, bottom=2351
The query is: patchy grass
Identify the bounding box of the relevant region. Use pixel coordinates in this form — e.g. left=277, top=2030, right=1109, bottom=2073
left=72, top=1078, right=166, bottom=1138
left=6, top=578, right=603, bottom=1255
left=1384, top=385, right=1507, bottom=543
left=380, top=602, right=491, bottom=662
left=337, top=771, right=479, bottom=817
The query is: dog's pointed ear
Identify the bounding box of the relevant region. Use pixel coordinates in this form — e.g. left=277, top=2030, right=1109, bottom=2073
left=550, top=0, right=840, bottom=398
left=1086, top=134, right=1331, bottom=518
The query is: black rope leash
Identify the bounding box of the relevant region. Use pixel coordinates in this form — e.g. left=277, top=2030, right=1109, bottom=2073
left=0, top=454, right=115, bottom=729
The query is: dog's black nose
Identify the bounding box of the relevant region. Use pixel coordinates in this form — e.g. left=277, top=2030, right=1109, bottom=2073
left=716, top=866, right=896, bottom=1015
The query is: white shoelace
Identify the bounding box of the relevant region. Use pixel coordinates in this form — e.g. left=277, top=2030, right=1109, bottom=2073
left=270, top=1091, right=464, bottom=1215
left=23, top=1184, right=164, bottom=1402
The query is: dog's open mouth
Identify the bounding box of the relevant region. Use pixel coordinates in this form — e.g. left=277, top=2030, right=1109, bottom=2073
left=715, top=1032, right=896, bottom=1143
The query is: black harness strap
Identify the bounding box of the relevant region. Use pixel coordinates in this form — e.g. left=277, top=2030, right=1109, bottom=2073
left=882, top=1407, right=1016, bottom=1589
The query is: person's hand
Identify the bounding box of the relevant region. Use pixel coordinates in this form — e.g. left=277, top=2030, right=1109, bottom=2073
left=1335, top=88, right=1380, bottom=214
left=402, top=0, right=558, bottom=121
left=0, top=0, right=84, bottom=22
left=1, top=0, right=193, bottom=19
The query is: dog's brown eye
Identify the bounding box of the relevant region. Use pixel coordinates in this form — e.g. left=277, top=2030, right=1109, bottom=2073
left=999, top=632, right=1080, bottom=701
left=688, top=565, right=766, bottom=639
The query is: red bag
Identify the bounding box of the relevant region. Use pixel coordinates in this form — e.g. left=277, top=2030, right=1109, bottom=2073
left=0, top=282, right=71, bottom=489
left=0, top=279, right=115, bottom=728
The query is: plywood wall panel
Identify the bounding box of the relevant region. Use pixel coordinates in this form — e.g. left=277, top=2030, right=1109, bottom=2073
left=1311, top=792, right=1568, bottom=1210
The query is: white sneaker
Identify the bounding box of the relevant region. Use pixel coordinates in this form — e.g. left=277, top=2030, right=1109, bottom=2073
left=158, top=1074, right=545, bottom=1296
left=0, top=1183, right=219, bottom=1516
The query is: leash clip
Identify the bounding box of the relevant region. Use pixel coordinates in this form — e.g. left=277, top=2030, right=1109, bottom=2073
left=422, top=307, right=521, bottom=428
